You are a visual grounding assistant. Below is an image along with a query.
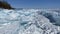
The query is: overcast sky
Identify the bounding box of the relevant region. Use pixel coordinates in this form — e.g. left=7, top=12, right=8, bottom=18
left=5, top=0, right=60, bottom=8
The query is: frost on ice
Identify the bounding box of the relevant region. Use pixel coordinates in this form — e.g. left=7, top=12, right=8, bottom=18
left=0, top=9, right=60, bottom=34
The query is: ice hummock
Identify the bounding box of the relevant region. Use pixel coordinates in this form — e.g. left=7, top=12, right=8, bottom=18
left=0, top=9, right=60, bottom=34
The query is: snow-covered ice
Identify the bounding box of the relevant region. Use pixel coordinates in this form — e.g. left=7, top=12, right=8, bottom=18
left=0, top=9, right=60, bottom=34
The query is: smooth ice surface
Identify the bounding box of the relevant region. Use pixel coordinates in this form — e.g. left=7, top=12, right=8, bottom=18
left=0, top=9, right=60, bottom=34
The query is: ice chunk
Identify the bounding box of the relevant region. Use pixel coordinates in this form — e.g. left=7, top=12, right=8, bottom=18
left=0, top=9, right=20, bottom=34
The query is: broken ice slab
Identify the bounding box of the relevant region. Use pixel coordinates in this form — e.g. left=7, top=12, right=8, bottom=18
left=0, top=21, right=19, bottom=34
left=0, top=9, right=20, bottom=34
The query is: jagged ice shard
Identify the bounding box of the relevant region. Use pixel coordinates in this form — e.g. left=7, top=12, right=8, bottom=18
left=0, top=9, right=60, bottom=34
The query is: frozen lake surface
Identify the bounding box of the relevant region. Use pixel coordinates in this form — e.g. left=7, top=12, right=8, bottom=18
left=0, top=9, right=60, bottom=34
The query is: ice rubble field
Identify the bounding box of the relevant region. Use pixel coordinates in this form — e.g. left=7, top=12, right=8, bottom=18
left=0, top=9, right=60, bottom=34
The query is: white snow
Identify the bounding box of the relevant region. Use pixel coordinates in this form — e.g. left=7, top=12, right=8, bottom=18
left=0, top=9, right=60, bottom=34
